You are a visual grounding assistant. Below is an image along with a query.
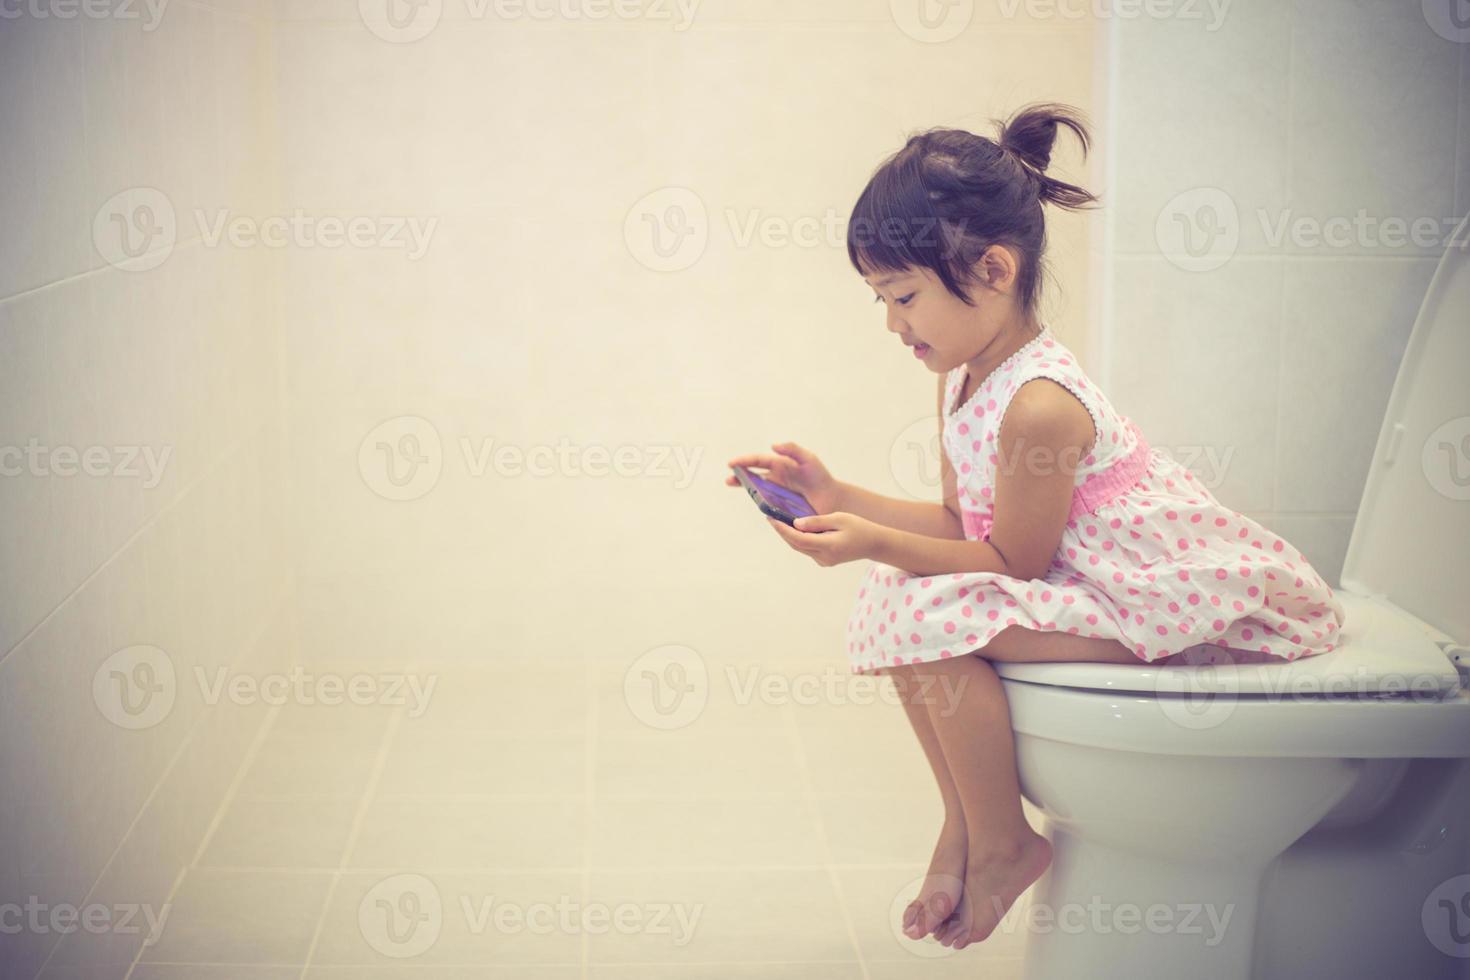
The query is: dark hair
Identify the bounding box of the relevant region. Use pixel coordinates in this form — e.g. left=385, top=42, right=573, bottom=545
left=846, top=102, right=1099, bottom=314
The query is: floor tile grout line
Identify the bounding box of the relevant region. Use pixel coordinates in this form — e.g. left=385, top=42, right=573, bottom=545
left=118, top=700, right=285, bottom=980
left=185, top=705, right=288, bottom=870
left=782, top=691, right=872, bottom=980
left=296, top=701, right=406, bottom=979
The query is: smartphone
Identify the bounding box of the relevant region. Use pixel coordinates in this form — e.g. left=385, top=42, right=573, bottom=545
left=731, top=465, right=819, bottom=526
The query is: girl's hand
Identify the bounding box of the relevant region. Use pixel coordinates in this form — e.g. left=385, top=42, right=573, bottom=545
left=765, top=512, right=888, bottom=567
left=724, top=442, right=844, bottom=514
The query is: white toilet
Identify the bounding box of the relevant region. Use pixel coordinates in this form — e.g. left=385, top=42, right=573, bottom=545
left=993, top=215, right=1470, bottom=980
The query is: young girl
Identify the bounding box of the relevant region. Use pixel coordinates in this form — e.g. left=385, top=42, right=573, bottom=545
left=725, top=103, right=1346, bottom=951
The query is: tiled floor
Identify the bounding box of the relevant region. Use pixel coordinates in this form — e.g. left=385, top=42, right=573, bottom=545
left=121, top=656, right=1041, bottom=978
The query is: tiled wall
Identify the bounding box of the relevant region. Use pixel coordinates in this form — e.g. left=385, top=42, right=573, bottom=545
left=1102, top=1, right=1468, bottom=586
left=268, top=3, right=1105, bottom=666
left=0, top=3, right=294, bottom=976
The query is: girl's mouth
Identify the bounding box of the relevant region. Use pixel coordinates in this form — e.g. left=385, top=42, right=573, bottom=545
left=912, top=342, right=931, bottom=359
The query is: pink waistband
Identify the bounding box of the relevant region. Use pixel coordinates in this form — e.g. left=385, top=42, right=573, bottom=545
left=1069, top=419, right=1153, bottom=521
left=963, top=419, right=1153, bottom=541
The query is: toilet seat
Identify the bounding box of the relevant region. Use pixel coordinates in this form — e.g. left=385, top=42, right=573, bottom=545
left=993, top=590, right=1470, bottom=758
left=996, top=675, right=1470, bottom=758
left=993, top=591, right=1462, bottom=697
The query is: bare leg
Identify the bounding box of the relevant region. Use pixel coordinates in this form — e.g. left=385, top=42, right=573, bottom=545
left=918, top=626, right=1140, bottom=949
left=889, top=669, right=968, bottom=939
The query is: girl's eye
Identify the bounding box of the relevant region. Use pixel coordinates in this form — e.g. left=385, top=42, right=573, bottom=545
left=874, top=293, right=915, bottom=306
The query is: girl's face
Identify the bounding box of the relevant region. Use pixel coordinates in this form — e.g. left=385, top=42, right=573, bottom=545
left=862, top=246, right=1026, bottom=373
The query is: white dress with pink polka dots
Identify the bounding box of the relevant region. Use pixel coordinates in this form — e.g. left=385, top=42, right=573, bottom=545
left=846, top=324, right=1347, bottom=673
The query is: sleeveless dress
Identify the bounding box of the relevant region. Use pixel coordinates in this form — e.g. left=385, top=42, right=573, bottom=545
left=845, top=323, right=1347, bottom=674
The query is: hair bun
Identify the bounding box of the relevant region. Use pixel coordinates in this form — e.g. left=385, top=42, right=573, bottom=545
left=995, top=102, right=1096, bottom=209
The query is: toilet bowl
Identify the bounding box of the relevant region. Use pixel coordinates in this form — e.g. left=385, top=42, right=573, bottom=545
left=994, top=215, right=1470, bottom=980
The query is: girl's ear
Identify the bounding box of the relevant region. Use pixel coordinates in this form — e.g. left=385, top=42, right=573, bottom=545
left=972, top=244, right=1021, bottom=293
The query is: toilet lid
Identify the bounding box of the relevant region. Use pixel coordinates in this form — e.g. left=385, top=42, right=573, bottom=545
left=993, top=592, right=1461, bottom=696
left=1339, top=214, right=1470, bottom=647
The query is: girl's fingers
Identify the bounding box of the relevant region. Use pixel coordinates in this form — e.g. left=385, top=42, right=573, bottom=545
left=726, top=452, right=784, bottom=471
left=772, top=441, right=813, bottom=463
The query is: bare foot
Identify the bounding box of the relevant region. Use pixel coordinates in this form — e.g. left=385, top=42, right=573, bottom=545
left=935, top=830, right=1053, bottom=949
left=903, top=816, right=968, bottom=940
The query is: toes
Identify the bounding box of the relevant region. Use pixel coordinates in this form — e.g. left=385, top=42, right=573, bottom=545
left=902, top=900, right=922, bottom=938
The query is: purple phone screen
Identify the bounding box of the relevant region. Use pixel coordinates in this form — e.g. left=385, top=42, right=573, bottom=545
left=743, top=469, right=817, bottom=518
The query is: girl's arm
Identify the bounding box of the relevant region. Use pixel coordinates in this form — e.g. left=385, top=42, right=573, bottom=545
left=867, top=379, right=1095, bottom=580
left=831, top=482, right=962, bottom=540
